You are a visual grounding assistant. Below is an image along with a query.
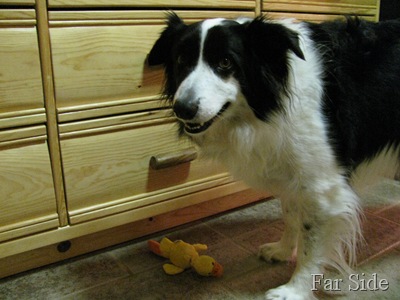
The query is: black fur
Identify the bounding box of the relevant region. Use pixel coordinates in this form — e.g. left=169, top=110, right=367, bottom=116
left=241, top=16, right=305, bottom=120
left=308, top=17, right=400, bottom=171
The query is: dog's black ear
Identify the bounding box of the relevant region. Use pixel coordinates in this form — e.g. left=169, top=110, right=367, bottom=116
left=246, top=16, right=305, bottom=61
left=147, top=12, right=187, bottom=66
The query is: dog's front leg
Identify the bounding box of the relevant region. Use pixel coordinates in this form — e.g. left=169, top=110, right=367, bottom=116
left=265, top=184, right=360, bottom=300
left=264, top=203, right=328, bottom=300
left=259, top=197, right=298, bottom=263
left=265, top=224, right=322, bottom=300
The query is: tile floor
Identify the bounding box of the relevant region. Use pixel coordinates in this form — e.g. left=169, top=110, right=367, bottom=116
left=1, top=179, right=399, bottom=300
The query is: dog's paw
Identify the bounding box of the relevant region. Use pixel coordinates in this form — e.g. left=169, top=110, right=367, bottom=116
left=265, top=284, right=315, bottom=300
left=258, top=242, right=292, bottom=263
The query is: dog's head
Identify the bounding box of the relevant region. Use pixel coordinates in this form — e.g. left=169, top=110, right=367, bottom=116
left=148, top=13, right=304, bottom=136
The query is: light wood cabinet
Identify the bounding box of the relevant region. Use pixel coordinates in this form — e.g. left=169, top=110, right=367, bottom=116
left=0, top=0, right=380, bottom=278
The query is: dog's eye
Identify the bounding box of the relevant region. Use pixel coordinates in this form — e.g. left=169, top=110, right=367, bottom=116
left=218, top=57, right=232, bottom=70
left=177, top=55, right=185, bottom=65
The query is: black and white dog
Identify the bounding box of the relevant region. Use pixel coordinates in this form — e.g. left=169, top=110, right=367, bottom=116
left=148, top=13, right=400, bottom=299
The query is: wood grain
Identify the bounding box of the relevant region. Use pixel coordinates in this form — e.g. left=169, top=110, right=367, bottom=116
left=48, top=0, right=255, bottom=9
left=0, top=9, right=36, bottom=26
left=0, top=126, right=46, bottom=143
left=266, top=12, right=376, bottom=22
left=58, top=109, right=171, bottom=136
left=0, top=141, right=58, bottom=242
left=0, top=0, right=35, bottom=5
left=0, top=27, right=44, bottom=115
left=0, top=108, right=46, bottom=130
left=49, top=10, right=255, bottom=24
left=263, top=0, right=379, bottom=18
left=36, top=0, right=69, bottom=226
left=57, top=97, right=163, bottom=123
left=50, top=24, right=165, bottom=111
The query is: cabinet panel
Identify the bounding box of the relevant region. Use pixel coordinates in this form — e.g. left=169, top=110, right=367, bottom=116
left=48, top=0, right=255, bottom=9
left=0, top=1, right=35, bottom=5
left=50, top=24, right=164, bottom=113
left=61, top=119, right=229, bottom=223
left=0, top=138, right=58, bottom=242
left=0, top=27, right=44, bottom=120
left=263, top=0, right=379, bottom=20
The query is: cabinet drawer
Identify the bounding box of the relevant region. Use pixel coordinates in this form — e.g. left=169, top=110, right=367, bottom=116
left=0, top=134, right=58, bottom=242
left=60, top=117, right=230, bottom=224
left=0, top=1, right=34, bottom=5
left=262, top=0, right=379, bottom=21
left=48, top=0, right=255, bottom=9
left=0, top=25, right=46, bottom=128
left=50, top=23, right=164, bottom=119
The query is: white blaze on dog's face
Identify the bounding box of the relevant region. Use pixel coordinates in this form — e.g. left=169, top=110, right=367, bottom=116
left=172, top=18, right=243, bottom=135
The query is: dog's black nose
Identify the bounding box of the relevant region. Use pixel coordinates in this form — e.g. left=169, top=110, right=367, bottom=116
left=173, top=98, right=199, bottom=120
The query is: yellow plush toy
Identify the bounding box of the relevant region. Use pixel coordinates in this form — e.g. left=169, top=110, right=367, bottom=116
left=148, top=237, right=223, bottom=277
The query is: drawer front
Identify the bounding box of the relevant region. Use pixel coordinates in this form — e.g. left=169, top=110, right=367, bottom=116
left=48, top=0, right=255, bottom=9
left=50, top=24, right=164, bottom=113
left=0, top=27, right=44, bottom=118
left=0, top=1, right=35, bottom=5
left=0, top=139, right=58, bottom=242
left=61, top=119, right=229, bottom=223
left=263, top=0, right=379, bottom=21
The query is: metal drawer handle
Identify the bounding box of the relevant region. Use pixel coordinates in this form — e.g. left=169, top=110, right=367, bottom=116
left=150, top=147, right=198, bottom=170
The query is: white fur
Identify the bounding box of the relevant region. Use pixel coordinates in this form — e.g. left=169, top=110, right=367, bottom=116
left=175, top=19, right=394, bottom=300
left=350, top=145, right=400, bottom=194
left=173, top=19, right=239, bottom=125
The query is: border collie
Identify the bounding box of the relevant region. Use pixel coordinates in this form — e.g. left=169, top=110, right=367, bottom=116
left=148, top=13, right=400, bottom=299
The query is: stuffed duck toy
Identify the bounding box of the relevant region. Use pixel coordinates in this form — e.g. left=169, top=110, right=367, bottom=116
left=148, top=237, right=223, bottom=277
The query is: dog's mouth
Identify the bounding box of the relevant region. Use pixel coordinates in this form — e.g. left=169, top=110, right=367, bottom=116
left=183, top=103, right=231, bottom=134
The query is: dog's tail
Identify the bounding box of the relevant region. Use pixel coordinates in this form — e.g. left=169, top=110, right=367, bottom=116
left=323, top=185, right=364, bottom=275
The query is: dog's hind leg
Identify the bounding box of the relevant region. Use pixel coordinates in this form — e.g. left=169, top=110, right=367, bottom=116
left=259, top=197, right=299, bottom=263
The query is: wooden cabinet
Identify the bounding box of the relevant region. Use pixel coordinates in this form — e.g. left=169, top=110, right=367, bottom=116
left=0, top=0, right=380, bottom=278
left=0, top=3, right=263, bottom=278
